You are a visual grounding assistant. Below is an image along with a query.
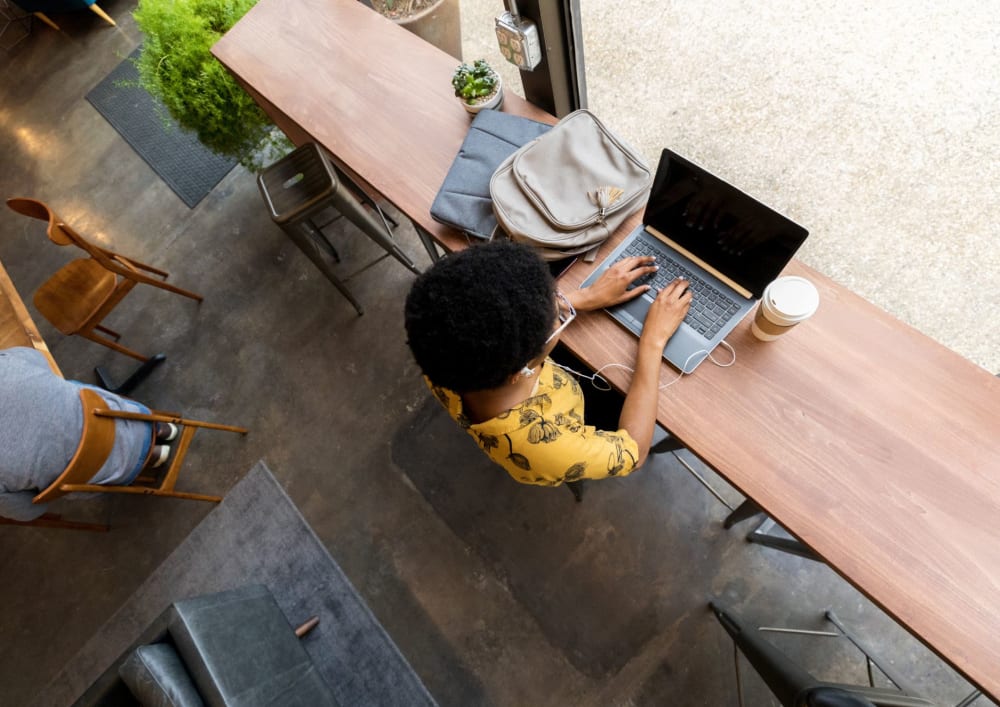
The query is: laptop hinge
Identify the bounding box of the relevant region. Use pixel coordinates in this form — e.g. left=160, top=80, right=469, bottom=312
left=646, top=226, right=753, bottom=299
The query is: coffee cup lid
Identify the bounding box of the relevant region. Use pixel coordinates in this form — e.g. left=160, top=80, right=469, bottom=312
left=765, top=276, right=819, bottom=322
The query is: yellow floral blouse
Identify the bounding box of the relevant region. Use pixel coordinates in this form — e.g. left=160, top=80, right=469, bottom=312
left=427, top=358, right=640, bottom=486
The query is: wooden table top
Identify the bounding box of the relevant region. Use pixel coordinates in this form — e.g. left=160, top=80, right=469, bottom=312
left=212, top=0, right=553, bottom=254
left=214, top=0, right=1000, bottom=697
left=0, top=258, right=60, bottom=375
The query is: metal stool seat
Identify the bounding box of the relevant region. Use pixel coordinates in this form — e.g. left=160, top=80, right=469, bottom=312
left=257, top=142, right=420, bottom=315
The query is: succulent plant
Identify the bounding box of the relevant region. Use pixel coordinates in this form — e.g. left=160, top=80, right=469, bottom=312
left=451, top=59, right=499, bottom=104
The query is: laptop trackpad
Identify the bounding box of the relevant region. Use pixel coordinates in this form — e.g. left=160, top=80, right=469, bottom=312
left=615, top=295, right=652, bottom=331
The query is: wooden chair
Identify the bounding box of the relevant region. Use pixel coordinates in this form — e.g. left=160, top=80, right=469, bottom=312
left=6, top=197, right=202, bottom=361
left=0, top=388, right=247, bottom=532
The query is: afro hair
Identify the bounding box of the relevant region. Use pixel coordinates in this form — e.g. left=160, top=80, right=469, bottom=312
left=404, top=240, right=556, bottom=392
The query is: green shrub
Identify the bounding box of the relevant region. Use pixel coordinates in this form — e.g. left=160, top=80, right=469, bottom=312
left=133, top=0, right=284, bottom=168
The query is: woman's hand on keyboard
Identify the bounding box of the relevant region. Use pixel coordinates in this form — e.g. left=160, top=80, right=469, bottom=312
left=640, top=278, right=693, bottom=351
left=569, top=256, right=658, bottom=311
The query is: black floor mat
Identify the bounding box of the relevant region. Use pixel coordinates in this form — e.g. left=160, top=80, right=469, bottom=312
left=86, top=46, right=238, bottom=208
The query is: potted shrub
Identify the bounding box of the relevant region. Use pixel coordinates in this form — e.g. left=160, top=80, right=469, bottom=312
left=452, top=59, right=503, bottom=114
left=132, top=0, right=288, bottom=169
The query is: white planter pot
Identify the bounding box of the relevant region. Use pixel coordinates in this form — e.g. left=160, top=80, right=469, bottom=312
left=461, top=77, right=504, bottom=114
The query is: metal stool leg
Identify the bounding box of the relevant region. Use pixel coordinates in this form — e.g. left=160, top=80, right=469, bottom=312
left=281, top=222, right=364, bottom=315
left=371, top=200, right=399, bottom=229
left=331, top=162, right=400, bottom=229
left=303, top=218, right=341, bottom=262
left=0, top=0, right=33, bottom=51
left=331, top=188, right=421, bottom=275
left=824, top=610, right=923, bottom=696
left=712, top=601, right=938, bottom=707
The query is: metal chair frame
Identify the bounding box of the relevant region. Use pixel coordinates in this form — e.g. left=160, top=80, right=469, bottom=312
left=711, top=601, right=980, bottom=707
left=256, top=142, right=420, bottom=316
left=0, top=0, right=32, bottom=51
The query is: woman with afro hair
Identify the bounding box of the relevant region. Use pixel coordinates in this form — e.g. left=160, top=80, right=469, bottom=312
left=404, top=240, right=691, bottom=488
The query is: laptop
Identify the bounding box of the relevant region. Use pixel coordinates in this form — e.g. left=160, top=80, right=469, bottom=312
left=580, top=148, right=809, bottom=373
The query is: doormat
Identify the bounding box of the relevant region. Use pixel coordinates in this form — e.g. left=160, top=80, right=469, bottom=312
left=33, top=461, right=436, bottom=707
left=86, top=46, right=238, bottom=208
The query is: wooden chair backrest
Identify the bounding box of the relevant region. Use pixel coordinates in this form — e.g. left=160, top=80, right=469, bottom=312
left=6, top=198, right=174, bottom=292
left=33, top=388, right=117, bottom=505
left=6, top=197, right=79, bottom=246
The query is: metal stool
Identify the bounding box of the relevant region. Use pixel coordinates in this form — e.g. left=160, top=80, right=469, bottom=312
left=709, top=601, right=970, bottom=707
left=257, top=142, right=420, bottom=315
left=0, top=0, right=32, bottom=52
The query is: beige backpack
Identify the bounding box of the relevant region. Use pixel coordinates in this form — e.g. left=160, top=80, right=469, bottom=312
left=490, top=109, right=651, bottom=261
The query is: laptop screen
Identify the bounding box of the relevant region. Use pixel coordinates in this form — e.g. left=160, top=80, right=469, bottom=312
left=643, top=149, right=809, bottom=298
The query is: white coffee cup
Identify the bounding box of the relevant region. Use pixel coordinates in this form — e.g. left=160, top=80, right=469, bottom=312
left=751, top=276, right=819, bottom=341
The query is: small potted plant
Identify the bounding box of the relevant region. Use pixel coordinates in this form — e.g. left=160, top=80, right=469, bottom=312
left=451, top=59, right=503, bottom=114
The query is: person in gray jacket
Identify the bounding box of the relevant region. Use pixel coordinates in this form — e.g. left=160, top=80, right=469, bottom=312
left=0, top=347, right=175, bottom=521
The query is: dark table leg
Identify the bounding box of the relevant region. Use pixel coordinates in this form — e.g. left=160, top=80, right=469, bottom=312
left=95, top=353, right=167, bottom=396
left=746, top=517, right=820, bottom=562
left=724, top=498, right=765, bottom=529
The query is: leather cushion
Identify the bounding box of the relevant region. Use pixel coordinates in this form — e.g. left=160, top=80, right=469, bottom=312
left=168, top=584, right=338, bottom=707
left=119, top=642, right=205, bottom=707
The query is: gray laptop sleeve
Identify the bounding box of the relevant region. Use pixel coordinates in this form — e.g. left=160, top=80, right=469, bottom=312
left=430, top=109, right=551, bottom=240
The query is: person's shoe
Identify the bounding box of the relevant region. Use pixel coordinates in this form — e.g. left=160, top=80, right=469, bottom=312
left=149, top=444, right=170, bottom=469
left=155, top=423, right=179, bottom=442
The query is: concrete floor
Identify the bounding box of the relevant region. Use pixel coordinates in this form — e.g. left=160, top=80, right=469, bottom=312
left=0, top=3, right=994, bottom=707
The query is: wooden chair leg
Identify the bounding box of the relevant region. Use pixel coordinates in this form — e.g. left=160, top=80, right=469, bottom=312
left=157, top=426, right=196, bottom=495
left=94, top=323, right=121, bottom=340
left=96, top=409, right=249, bottom=435
left=154, top=490, right=222, bottom=503
left=141, top=277, right=203, bottom=302
left=58, top=484, right=222, bottom=503
left=33, top=12, right=59, bottom=30
left=0, top=512, right=109, bottom=532
left=110, top=260, right=201, bottom=302
left=88, top=2, right=116, bottom=26
left=79, top=329, right=149, bottom=362
left=111, top=254, right=170, bottom=279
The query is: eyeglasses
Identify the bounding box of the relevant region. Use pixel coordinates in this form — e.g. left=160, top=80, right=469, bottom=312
left=544, top=290, right=577, bottom=344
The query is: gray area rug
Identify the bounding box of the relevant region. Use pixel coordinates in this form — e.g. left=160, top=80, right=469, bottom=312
left=33, top=461, right=435, bottom=707
left=85, top=46, right=238, bottom=208
left=392, top=396, right=721, bottom=680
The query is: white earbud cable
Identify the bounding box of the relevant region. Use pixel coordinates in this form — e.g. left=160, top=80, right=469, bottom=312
left=552, top=340, right=736, bottom=391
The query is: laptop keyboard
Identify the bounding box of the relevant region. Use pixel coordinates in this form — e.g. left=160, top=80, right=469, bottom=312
left=612, top=239, right=742, bottom=340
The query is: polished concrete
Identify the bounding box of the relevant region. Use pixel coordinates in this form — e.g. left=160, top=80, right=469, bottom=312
left=0, top=3, right=993, bottom=706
